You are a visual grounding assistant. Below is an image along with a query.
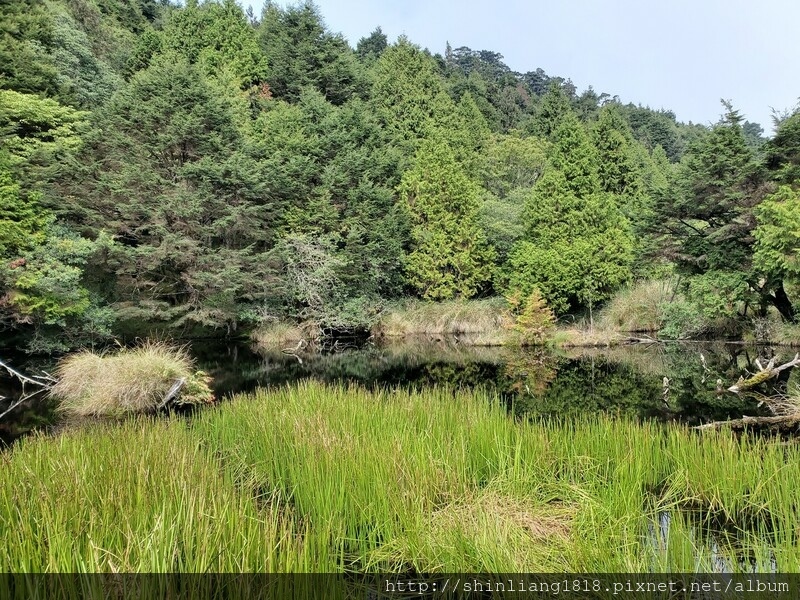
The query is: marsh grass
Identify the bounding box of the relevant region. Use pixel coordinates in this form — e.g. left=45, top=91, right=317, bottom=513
left=600, top=279, right=677, bottom=333
left=251, top=321, right=310, bottom=352
left=373, top=298, right=511, bottom=342
left=52, top=342, right=213, bottom=418
left=3, top=383, right=799, bottom=573
left=194, top=383, right=800, bottom=573
left=0, top=418, right=323, bottom=572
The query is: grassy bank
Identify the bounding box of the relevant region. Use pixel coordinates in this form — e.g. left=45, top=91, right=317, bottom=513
left=372, top=299, right=512, bottom=344
left=2, top=383, right=799, bottom=573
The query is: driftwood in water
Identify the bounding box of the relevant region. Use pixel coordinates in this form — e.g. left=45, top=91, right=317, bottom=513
left=695, top=414, right=800, bottom=433
left=0, top=358, right=55, bottom=420
left=727, top=353, right=800, bottom=393
left=282, top=339, right=305, bottom=364
left=696, top=353, right=800, bottom=433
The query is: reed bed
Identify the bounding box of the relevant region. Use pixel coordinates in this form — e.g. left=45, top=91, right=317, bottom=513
left=373, top=298, right=511, bottom=342
left=194, top=383, right=800, bottom=573
left=0, top=418, right=327, bottom=573
left=2, top=383, right=799, bottom=574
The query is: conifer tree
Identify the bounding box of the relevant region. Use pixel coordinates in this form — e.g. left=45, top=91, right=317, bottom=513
left=505, top=113, right=632, bottom=313
left=400, top=139, right=493, bottom=300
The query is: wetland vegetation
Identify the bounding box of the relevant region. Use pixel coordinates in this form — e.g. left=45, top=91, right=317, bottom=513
left=1, top=0, right=800, bottom=579
left=3, top=382, right=800, bottom=574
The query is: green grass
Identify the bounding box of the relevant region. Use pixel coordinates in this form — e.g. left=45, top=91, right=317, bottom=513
left=0, top=418, right=325, bottom=572
left=2, top=382, right=799, bottom=573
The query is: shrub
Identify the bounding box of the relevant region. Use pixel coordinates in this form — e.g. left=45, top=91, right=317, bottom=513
left=52, top=342, right=213, bottom=417
left=507, top=289, right=556, bottom=346
left=658, top=300, right=706, bottom=340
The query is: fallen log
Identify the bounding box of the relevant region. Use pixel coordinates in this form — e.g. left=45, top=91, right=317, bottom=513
left=695, top=414, right=800, bottom=433
left=727, top=353, right=800, bottom=393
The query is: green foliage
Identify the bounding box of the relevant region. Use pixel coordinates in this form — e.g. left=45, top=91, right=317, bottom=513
left=162, top=0, right=267, bottom=88
left=507, top=289, right=556, bottom=345
left=527, top=82, right=572, bottom=139
left=766, top=110, right=800, bottom=184
left=356, top=26, right=387, bottom=62
left=754, top=186, right=800, bottom=296
left=63, top=57, right=269, bottom=332
left=370, top=38, right=458, bottom=162
left=48, top=2, right=121, bottom=107
left=479, top=131, right=548, bottom=198
left=655, top=104, right=762, bottom=275
left=592, top=105, right=643, bottom=200
left=659, top=299, right=706, bottom=340
left=0, top=0, right=59, bottom=97
left=258, top=1, right=362, bottom=104
left=400, top=139, right=493, bottom=300
left=0, top=161, right=49, bottom=257
left=0, top=90, right=88, bottom=165
left=505, top=114, right=632, bottom=313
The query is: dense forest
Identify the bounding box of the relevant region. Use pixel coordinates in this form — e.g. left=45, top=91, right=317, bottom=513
left=1, top=0, right=799, bottom=353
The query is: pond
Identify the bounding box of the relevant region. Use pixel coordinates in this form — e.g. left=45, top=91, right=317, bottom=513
left=1, top=338, right=798, bottom=573
left=1, top=338, right=790, bottom=446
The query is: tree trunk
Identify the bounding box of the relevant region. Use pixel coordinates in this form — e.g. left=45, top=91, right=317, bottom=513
left=771, top=281, right=796, bottom=323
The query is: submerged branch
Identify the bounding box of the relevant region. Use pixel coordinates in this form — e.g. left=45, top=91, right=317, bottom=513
left=0, top=358, right=54, bottom=420
left=727, top=353, right=800, bottom=393
left=695, top=414, right=800, bottom=433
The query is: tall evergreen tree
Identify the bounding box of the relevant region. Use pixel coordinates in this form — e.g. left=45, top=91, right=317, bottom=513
left=400, top=138, right=493, bottom=300
left=506, top=113, right=632, bottom=313
left=258, top=1, right=363, bottom=104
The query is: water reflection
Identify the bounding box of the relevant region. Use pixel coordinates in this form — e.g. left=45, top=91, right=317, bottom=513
left=193, top=338, right=776, bottom=425
left=1, top=339, right=790, bottom=445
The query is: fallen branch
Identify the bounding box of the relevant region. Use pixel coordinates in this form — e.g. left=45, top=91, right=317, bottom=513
left=695, top=414, right=800, bottom=433
left=282, top=339, right=305, bottom=364
left=727, top=353, right=800, bottom=393
left=156, top=377, right=186, bottom=410
left=0, top=358, right=53, bottom=420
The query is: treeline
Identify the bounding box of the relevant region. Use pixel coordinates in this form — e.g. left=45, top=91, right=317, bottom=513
left=1, top=0, right=798, bottom=352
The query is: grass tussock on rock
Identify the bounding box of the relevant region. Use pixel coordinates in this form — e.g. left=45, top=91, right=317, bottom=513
left=52, top=342, right=214, bottom=418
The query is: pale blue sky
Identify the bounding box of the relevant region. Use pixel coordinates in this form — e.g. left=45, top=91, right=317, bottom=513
left=254, top=0, right=800, bottom=134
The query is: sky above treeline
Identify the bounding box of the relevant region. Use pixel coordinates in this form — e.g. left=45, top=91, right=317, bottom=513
left=254, top=0, right=800, bottom=134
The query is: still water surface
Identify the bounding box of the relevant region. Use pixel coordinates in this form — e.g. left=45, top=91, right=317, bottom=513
left=2, top=338, right=789, bottom=445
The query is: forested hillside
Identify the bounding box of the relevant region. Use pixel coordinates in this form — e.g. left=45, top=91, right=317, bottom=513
left=1, top=0, right=798, bottom=352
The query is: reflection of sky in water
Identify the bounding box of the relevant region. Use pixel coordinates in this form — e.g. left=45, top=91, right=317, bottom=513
left=649, top=510, right=779, bottom=573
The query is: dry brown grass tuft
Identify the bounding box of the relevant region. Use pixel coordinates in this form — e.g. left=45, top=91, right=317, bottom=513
left=373, top=299, right=512, bottom=341
left=251, top=321, right=309, bottom=352
left=52, top=342, right=213, bottom=418
left=600, top=279, right=677, bottom=333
